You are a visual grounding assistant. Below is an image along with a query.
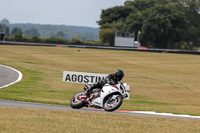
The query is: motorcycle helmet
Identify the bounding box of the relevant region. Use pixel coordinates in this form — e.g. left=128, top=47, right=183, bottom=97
left=114, top=69, right=124, bottom=81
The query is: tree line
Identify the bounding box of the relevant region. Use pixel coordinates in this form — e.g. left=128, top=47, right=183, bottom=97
left=98, top=0, right=200, bottom=50
left=8, top=23, right=99, bottom=41
left=0, top=18, right=99, bottom=44
left=0, top=23, right=98, bottom=45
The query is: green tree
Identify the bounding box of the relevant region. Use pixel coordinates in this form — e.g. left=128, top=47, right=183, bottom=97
left=125, top=0, right=168, bottom=10
left=98, top=6, right=133, bottom=26
left=140, top=5, right=188, bottom=49
left=123, top=0, right=169, bottom=40
left=98, top=0, right=200, bottom=49
left=55, top=31, right=66, bottom=38
left=22, top=35, right=31, bottom=42
left=24, top=27, right=40, bottom=37
left=13, top=34, right=23, bottom=41
left=169, top=0, right=200, bottom=47
left=0, top=24, right=10, bottom=36
left=32, top=36, right=41, bottom=42
left=124, top=11, right=143, bottom=40
left=11, top=27, right=23, bottom=35
left=5, top=26, right=10, bottom=36
left=97, top=6, right=134, bottom=45
left=71, top=37, right=82, bottom=44
left=99, top=28, right=117, bottom=46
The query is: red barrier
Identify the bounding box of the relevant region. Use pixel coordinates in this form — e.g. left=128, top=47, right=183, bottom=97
left=137, top=47, right=147, bottom=49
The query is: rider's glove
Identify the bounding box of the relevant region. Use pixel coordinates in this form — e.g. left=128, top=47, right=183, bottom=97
left=85, top=83, right=93, bottom=89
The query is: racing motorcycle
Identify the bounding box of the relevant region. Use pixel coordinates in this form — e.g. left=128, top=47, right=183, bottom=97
left=70, top=82, right=130, bottom=112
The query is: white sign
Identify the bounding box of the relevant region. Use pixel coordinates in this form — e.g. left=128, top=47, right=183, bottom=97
left=63, top=71, right=108, bottom=84
left=125, top=85, right=130, bottom=100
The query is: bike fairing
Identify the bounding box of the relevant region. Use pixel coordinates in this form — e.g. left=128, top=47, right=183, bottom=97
left=70, top=82, right=129, bottom=111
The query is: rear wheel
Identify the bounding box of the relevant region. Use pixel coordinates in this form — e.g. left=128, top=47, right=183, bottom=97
left=103, top=94, right=123, bottom=112
left=70, top=92, right=85, bottom=109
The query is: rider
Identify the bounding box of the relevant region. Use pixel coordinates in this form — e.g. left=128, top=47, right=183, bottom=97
left=85, top=69, right=125, bottom=98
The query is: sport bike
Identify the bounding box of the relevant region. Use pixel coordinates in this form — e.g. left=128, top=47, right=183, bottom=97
left=70, top=82, right=130, bottom=112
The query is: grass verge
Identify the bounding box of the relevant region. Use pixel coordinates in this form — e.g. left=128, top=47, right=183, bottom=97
left=0, top=107, right=200, bottom=133
left=0, top=45, right=200, bottom=115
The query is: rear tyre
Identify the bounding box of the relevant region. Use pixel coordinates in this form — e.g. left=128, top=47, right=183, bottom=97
left=103, top=94, right=123, bottom=112
left=70, top=92, right=85, bottom=109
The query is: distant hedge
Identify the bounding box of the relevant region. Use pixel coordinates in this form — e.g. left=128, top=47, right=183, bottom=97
left=4, top=34, right=100, bottom=45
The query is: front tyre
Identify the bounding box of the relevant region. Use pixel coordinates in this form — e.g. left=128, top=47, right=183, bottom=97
left=103, top=94, right=123, bottom=112
left=70, top=92, right=85, bottom=109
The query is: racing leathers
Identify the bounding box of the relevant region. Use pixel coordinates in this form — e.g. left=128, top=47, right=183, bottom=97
left=85, top=73, right=119, bottom=97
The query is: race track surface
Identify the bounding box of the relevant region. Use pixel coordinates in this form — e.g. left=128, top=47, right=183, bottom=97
left=0, top=64, right=22, bottom=89
left=0, top=99, right=200, bottom=120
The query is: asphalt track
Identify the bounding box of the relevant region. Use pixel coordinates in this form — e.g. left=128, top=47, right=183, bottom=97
left=0, top=64, right=23, bottom=89
left=0, top=65, right=200, bottom=120
left=1, top=99, right=200, bottom=120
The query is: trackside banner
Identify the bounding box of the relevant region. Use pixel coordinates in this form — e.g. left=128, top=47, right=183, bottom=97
left=63, top=71, right=108, bottom=84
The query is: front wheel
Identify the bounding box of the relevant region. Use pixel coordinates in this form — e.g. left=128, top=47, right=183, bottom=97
left=103, top=94, right=123, bottom=112
left=70, top=92, right=85, bottom=109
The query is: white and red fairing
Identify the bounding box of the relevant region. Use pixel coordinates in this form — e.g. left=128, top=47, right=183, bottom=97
left=90, top=83, right=128, bottom=108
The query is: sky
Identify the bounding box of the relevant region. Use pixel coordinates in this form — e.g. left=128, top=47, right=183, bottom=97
left=0, top=0, right=127, bottom=28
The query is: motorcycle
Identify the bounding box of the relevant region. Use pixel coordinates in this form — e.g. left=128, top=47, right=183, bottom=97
left=70, top=82, right=130, bottom=112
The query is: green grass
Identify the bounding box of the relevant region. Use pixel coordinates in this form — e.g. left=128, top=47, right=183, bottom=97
left=0, top=45, right=200, bottom=115
left=1, top=107, right=200, bottom=133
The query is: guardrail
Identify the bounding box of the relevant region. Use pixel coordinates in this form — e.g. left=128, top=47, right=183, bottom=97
left=0, top=41, right=56, bottom=47
left=0, top=41, right=200, bottom=55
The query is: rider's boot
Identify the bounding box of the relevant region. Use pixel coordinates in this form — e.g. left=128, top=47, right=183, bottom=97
left=85, top=88, right=91, bottom=103
left=85, top=84, right=96, bottom=104
left=85, top=88, right=90, bottom=97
